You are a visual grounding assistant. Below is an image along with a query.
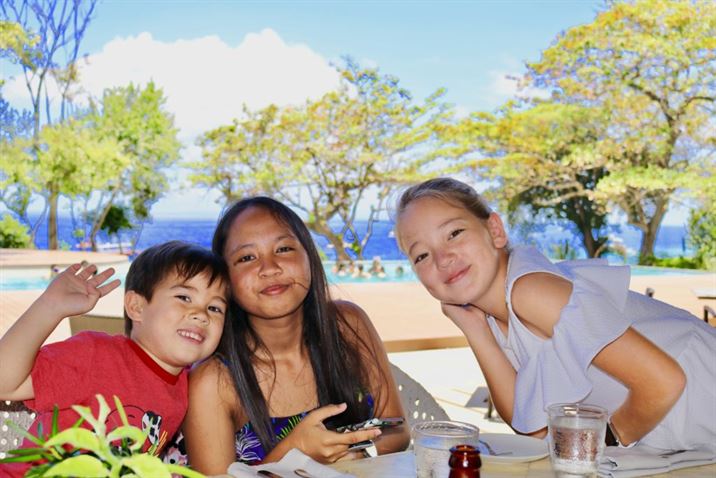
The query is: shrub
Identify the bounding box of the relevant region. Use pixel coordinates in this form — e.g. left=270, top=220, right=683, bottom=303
left=0, top=214, right=31, bottom=248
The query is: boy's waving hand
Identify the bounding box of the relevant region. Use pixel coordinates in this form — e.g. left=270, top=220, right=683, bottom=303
left=0, top=263, right=121, bottom=401
left=43, top=264, right=121, bottom=319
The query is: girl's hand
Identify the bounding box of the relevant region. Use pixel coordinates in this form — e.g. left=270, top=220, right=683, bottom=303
left=284, top=403, right=382, bottom=463
left=38, top=263, right=121, bottom=319
left=440, top=302, right=489, bottom=333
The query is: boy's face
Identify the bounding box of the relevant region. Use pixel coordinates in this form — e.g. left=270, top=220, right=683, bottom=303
left=126, top=270, right=227, bottom=375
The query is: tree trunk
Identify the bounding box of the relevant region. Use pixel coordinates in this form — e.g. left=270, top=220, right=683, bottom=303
left=638, top=199, right=668, bottom=264
left=325, top=232, right=350, bottom=262
left=311, top=221, right=350, bottom=261
left=89, top=191, right=119, bottom=252
left=47, top=187, right=59, bottom=250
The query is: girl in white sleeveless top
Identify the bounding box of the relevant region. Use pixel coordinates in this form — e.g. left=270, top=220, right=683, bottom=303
left=394, top=177, right=716, bottom=452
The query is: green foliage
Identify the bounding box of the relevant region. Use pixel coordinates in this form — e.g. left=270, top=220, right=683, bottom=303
left=100, top=205, right=132, bottom=237
left=0, top=214, right=32, bottom=248
left=641, top=255, right=699, bottom=269
left=0, top=395, right=204, bottom=478
left=439, top=101, right=614, bottom=258
left=688, top=200, right=716, bottom=271
left=189, top=59, right=450, bottom=259
left=0, top=20, right=38, bottom=71
left=524, top=0, right=716, bottom=263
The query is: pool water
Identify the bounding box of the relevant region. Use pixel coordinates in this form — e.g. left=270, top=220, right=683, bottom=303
left=0, top=261, right=707, bottom=291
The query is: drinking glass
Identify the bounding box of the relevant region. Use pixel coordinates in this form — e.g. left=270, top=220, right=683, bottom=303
left=412, top=421, right=480, bottom=478
left=547, top=403, right=608, bottom=477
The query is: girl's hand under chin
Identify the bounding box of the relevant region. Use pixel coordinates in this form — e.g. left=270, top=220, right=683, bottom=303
left=440, top=302, right=489, bottom=332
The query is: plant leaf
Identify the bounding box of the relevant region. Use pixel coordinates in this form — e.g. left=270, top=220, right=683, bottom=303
left=44, top=428, right=102, bottom=454
left=51, top=406, right=59, bottom=436
left=0, top=452, right=47, bottom=463
left=4, top=419, right=44, bottom=446
left=119, top=454, right=171, bottom=478
left=106, top=426, right=146, bottom=451
left=112, top=395, right=130, bottom=427
left=71, top=405, right=102, bottom=434
left=41, top=455, right=110, bottom=477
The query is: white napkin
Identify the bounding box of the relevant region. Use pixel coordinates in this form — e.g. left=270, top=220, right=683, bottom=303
left=598, top=445, right=716, bottom=478
left=227, top=448, right=356, bottom=478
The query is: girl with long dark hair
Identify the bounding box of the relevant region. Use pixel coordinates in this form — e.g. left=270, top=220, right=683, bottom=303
left=183, top=197, right=409, bottom=474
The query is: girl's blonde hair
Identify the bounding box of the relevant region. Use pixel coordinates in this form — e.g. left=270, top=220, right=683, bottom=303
left=395, top=177, right=493, bottom=250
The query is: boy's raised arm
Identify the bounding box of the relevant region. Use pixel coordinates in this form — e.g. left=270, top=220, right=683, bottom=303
left=0, top=263, right=120, bottom=400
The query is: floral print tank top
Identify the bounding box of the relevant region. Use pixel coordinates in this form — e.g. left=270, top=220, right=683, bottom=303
left=235, top=393, right=374, bottom=465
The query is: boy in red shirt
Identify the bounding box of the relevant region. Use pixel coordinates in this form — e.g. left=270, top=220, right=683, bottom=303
left=0, top=241, right=229, bottom=477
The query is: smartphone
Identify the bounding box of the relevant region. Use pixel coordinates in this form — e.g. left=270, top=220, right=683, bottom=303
left=347, top=439, right=375, bottom=452
left=334, top=417, right=404, bottom=433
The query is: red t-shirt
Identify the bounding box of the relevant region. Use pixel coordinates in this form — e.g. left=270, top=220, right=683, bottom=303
left=0, top=332, right=187, bottom=478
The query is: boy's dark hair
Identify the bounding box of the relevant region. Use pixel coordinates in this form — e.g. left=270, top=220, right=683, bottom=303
left=123, top=240, right=229, bottom=336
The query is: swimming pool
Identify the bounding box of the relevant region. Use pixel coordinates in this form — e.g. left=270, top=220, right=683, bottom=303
left=0, top=260, right=709, bottom=291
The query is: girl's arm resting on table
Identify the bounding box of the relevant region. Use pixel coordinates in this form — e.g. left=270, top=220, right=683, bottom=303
left=0, top=264, right=119, bottom=400
left=511, top=273, right=686, bottom=445
left=336, top=300, right=411, bottom=455
left=184, top=359, right=239, bottom=475
left=441, top=303, right=520, bottom=433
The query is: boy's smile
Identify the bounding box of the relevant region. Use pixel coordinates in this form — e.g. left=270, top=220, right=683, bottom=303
left=127, top=271, right=227, bottom=375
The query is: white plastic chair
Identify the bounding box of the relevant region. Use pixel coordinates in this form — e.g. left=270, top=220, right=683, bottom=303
left=389, top=363, right=449, bottom=429
left=0, top=400, right=36, bottom=459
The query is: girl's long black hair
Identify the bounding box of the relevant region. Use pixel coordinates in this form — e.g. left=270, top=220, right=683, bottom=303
left=212, top=197, right=377, bottom=452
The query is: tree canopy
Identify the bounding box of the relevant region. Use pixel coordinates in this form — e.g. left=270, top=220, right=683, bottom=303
left=189, top=60, right=450, bottom=260
left=525, top=0, right=715, bottom=262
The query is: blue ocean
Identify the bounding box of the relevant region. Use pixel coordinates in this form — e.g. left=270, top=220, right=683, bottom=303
left=30, top=216, right=692, bottom=264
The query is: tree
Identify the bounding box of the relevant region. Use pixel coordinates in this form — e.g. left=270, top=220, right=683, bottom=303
left=34, top=118, right=128, bottom=246
left=1, top=0, right=98, bottom=249
left=525, top=0, right=716, bottom=263
left=0, top=21, right=36, bottom=241
left=100, top=204, right=132, bottom=254
left=442, top=102, right=615, bottom=258
left=81, top=82, right=180, bottom=251
left=189, top=60, right=450, bottom=260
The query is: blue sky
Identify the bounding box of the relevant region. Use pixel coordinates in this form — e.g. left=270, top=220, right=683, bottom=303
left=1, top=0, right=690, bottom=224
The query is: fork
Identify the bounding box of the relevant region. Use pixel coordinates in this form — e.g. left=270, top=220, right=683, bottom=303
left=479, top=439, right=513, bottom=456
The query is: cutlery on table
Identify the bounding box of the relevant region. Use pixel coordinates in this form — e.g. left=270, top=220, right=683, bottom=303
left=257, top=470, right=285, bottom=478
left=479, top=439, right=513, bottom=457
left=293, top=469, right=315, bottom=478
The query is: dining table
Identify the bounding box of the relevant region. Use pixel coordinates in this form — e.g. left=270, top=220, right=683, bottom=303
left=329, top=450, right=716, bottom=477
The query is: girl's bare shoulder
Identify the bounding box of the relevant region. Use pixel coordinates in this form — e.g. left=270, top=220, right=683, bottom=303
left=511, top=272, right=573, bottom=337
left=334, top=299, right=372, bottom=329
left=189, top=356, right=245, bottom=422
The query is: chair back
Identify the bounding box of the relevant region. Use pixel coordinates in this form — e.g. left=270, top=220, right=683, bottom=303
left=389, top=363, right=449, bottom=429
left=0, top=401, right=36, bottom=459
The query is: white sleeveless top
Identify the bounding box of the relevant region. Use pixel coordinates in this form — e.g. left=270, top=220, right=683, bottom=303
left=486, top=246, right=716, bottom=451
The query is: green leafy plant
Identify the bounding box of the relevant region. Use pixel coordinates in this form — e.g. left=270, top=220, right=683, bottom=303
left=0, top=395, right=204, bottom=478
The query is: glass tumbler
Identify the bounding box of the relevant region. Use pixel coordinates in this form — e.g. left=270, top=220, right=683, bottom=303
left=547, top=403, right=608, bottom=477
left=412, top=421, right=480, bottom=478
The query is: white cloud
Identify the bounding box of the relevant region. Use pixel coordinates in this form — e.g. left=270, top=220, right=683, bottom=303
left=3, top=29, right=347, bottom=218
left=4, top=29, right=341, bottom=141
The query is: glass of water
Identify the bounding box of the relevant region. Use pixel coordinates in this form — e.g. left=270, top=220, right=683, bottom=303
left=547, top=403, right=608, bottom=477
left=412, top=421, right=480, bottom=478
